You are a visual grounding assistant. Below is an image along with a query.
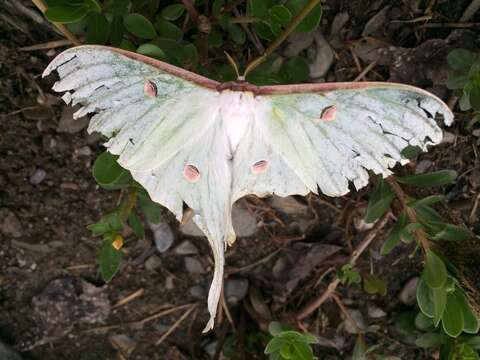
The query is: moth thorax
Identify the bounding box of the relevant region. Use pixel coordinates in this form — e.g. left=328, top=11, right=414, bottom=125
left=219, top=90, right=254, bottom=154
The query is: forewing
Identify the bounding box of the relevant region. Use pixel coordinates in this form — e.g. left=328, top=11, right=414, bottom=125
left=44, top=46, right=229, bottom=331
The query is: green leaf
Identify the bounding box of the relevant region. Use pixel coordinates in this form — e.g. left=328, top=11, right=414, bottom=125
left=466, top=336, right=480, bottom=350
left=87, top=211, right=123, bottom=235
left=46, top=3, right=91, bottom=23
left=120, top=38, right=136, bottom=51
left=268, top=322, right=289, bottom=336
left=124, top=13, right=157, bottom=39
left=442, top=292, right=465, bottom=337
left=432, top=224, right=471, bottom=242
left=285, top=0, right=322, bottom=33
left=396, top=170, right=458, bottom=187
left=401, top=145, right=422, bottom=160
left=381, top=211, right=407, bottom=255
left=182, top=43, right=198, bottom=66
left=408, top=195, right=445, bottom=208
left=447, top=49, right=477, bottom=72
left=454, top=343, right=480, bottom=360
left=128, top=211, right=145, bottom=239
left=432, top=286, right=447, bottom=327
left=400, top=222, right=422, bottom=244
left=291, top=341, right=314, bottom=360
left=470, top=85, right=480, bottom=111
left=460, top=91, right=472, bottom=111
left=352, top=336, right=368, bottom=360
left=280, top=342, right=292, bottom=359
left=107, top=0, right=131, bottom=16
left=339, top=263, right=361, bottom=285
left=265, top=337, right=283, bottom=354
left=446, top=73, right=470, bottom=90
left=365, top=177, right=394, bottom=223
left=363, top=274, right=387, bottom=296
left=155, top=20, right=183, bottom=41
left=85, top=0, right=101, bottom=12
left=253, top=21, right=275, bottom=41
left=86, top=12, right=110, bottom=44
left=283, top=57, right=310, bottom=83
left=270, top=5, right=292, bottom=26
left=160, top=4, right=186, bottom=21
left=212, top=0, right=224, bottom=17
left=247, top=0, right=268, bottom=18
left=137, top=190, right=163, bottom=223
left=417, top=277, right=434, bottom=317
left=209, top=28, right=223, bottom=48
left=228, top=23, right=246, bottom=45
left=415, top=311, right=434, bottom=330
left=136, top=44, right=167, bottom=61
left=100, top=234, right=123, bottom=282
left=92, top=152, right=131, bottom=189
left=415, top=333, right=444, bottom=348
left=110, top=15, right=125, bottom=46
left=455, top=290, right=480, bottom=334
left=423, top=250, right=448, bottom=289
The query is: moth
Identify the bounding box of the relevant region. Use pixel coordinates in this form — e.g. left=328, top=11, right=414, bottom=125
left=44, top=45, right=453, bottom=331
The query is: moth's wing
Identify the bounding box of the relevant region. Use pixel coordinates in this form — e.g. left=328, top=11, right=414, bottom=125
left=44, top=46, right=230, bottom=331
left=233, top=83, right=453, bottom=201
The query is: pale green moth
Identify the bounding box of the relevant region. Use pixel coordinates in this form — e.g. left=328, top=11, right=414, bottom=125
left=44, top=45, right=454, bottom=332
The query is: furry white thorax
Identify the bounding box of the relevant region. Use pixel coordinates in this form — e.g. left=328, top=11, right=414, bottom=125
left=219, top=90, right=255, bottom=156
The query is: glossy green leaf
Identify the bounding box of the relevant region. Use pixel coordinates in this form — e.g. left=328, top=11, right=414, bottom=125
left=155, top=20, right=183, bottom=41
left=212, top=0, right=224, bottom=17
left=432, top=224, right=471, bottom=242
left=381, top=211, right=407, bottom=255
left=284, top=57, right=310, bottom=83
left=264, top=337, right=283, bottom=354
left=455, top=290, right=479, bottom=334
left=92, top=152, right=131, bottom=189
left=363, top=274, right=387, bottom=296
left=447, top=49, right=477, bottom=72
left=417, top=277, right=434, bottom=318
left=365, top=177, right=394, bottom=223
left=209, top=28, right=223, bottom=48
left=432, top=286, right=447, bottom=327
left=291, top=341, right=314, bottom=360
left=160, top=4, right=185, bottom=21
left=228, top=23, right=246, bottom=45
left=100, top=233, right=123, bottom=282
left=110, top=15, right=125, bottom=46
left=107, top=0, right=131, bottom=16
left=120, top=38, right=136, bottom=51
left=442, top=292, right=464, bottom=337
left=87, top=211, right=123, bottom=235
left=396, top=170, right=457, bottom=188
left=253, top=21, right=275, bottom=41
left=415, top=333, right=444, bottom=348
left=136, top=44, right=167, bottom=61
left=401, top=145, right=422, bottom=159
left=46, top=3, right=91, bottom=23
left=408, top=195, right=445, bottom=208
left=128, top=211, right=145, bottom=239
left=86, top=12, right=110, bottom=44
left=400, top=223, right=422, bottom=244
left=124, top=13, right=157, bottom=39
left=446, top=73, right=469, bottom=90
left=285, top=0, right=322, bottom=33
left=137, top=190, right=163, bottom=223
left=415, top=311, right=434, bottom=330
left=466, top=336, right=480, bottom=350
left=470, top=85, right=480, bottom=111
left=270, top=5, right=292, bottom=26
left=453, top=343, right=480, bottom=360
left=423, top=250, right=448, bottom=288
left=247, top=0, right=268, bottom=18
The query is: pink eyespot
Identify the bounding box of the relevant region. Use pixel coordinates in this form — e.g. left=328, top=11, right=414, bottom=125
left=251, top=160, right=268, bottom=174
left=320, top=105, right=336, bottom=121
left=144, top=80, right=157, bottom=98
left=183, top=164, right=200, bottom=183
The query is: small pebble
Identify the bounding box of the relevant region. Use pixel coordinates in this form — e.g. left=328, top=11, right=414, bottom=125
left=399, top=277, right=419, bottom=305
left=30, top=168, right=46, bottom=185
left=174, top=240, right=199, bottom=255
left=184, top=257, right=205, bottom=274
left=224, top=278, right=249, bottom=303
left=189, top=285, right=205, bottom=299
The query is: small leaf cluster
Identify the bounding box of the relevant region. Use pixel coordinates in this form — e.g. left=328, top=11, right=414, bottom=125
left=365, top=169, right=479, bottom=347
left=265, top=322, right=319, bottom=360
left=87, top=152, right=162, bottom=282
left=43, top=0, right=322, bottom=85
left=447, top=49, right=480, bottom=112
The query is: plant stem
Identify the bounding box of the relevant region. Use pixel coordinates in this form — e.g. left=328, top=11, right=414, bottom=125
left=385, top=177, right=430, bottom=252
left=31, top=0, right=81, bottom=46
left=243, top=0, right=321, bottom=77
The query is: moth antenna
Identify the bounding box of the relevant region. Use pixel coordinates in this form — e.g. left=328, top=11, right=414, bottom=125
left=224, top=51, right=241, bottom=80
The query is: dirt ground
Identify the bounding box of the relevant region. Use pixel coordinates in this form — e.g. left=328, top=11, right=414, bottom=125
left=1, top=0, right=479, bottom=359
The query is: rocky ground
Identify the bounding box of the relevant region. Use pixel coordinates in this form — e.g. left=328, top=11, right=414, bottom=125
left=1, top=0, right=479, bottom=359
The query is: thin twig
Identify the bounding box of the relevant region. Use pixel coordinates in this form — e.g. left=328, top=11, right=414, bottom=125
left=226, top=248, right=282, bottom=275
left=353, top=61, right=377, bottom=82
left=331, top=293, right=362, bottom=334
left=112, top=288, right=144, bottom=308
left=296, top=212, right=391, bottom=321
left=181, top=0, right=199, bottom=22
left=155, top=304, right=198, bottom=346
left=460, top=0, right=480, bottom=22
left=30, top=0, right=81, bottom=46
left=19, top=39, right=76, bottom=51
left=220, top=288, right=236, bottom=331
